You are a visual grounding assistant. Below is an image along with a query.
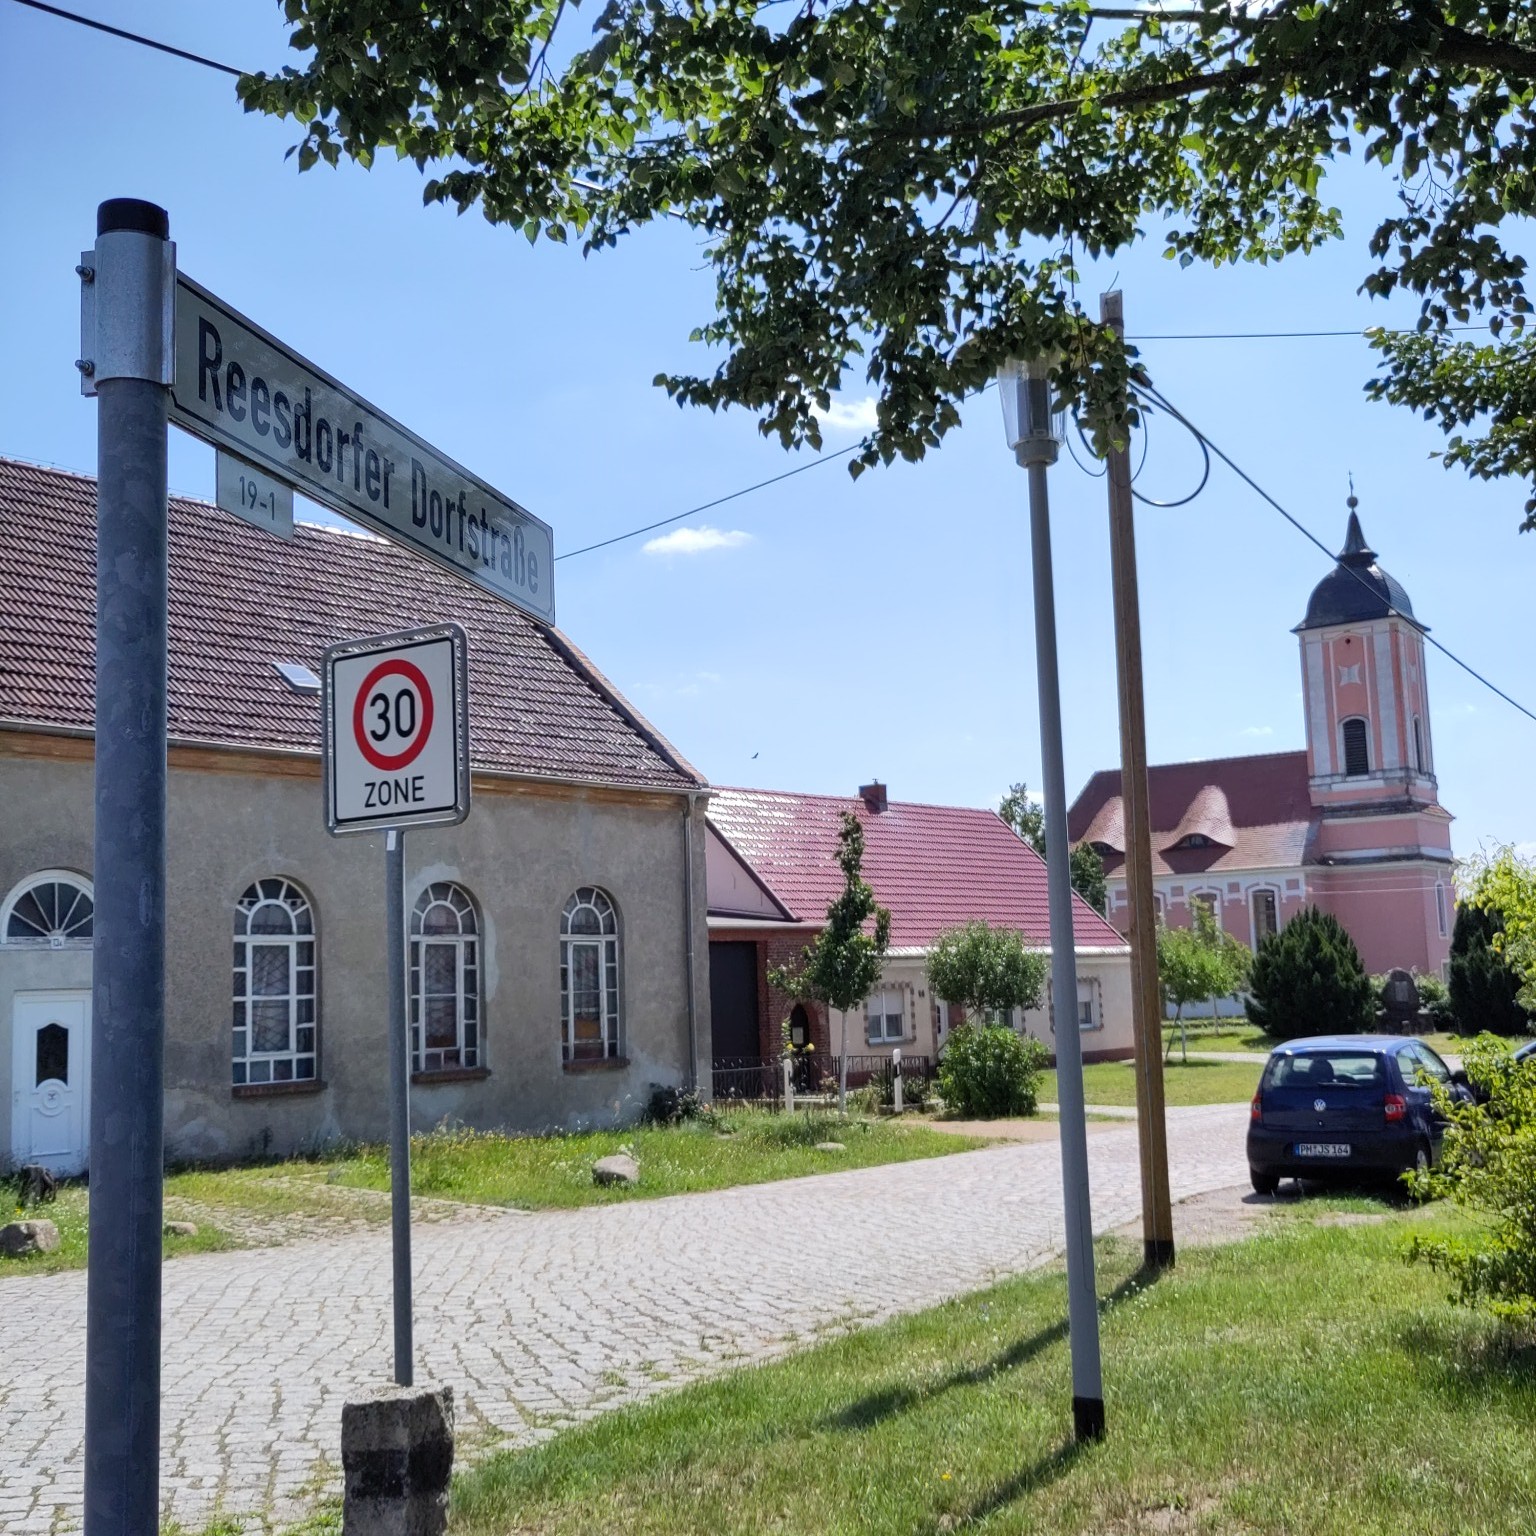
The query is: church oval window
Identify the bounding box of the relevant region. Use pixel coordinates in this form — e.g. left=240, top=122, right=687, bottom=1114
left=2, top=871, right=94, bottom=946
left=1341, top=717, right=1371, bottom=777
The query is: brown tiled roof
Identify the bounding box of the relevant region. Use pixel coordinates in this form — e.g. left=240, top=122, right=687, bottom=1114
left=0, top=458, right=703, bottom=791
left=708, top=786, right=1127, bottom=951
left=1068, top=751, right=1317, bottom=877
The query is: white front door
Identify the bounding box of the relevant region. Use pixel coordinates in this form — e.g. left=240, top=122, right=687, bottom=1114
left=11, top=990, right=91, bottom=1175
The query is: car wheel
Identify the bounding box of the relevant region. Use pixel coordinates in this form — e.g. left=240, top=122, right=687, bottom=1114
left=1405, top=1142, right=1433, bottom=1204
left=1250, top=1167, right=1280, bottom=1196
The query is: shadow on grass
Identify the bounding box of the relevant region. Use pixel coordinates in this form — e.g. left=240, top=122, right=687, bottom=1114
left=826, top=1265, right=1163, bottom=1432
left=1396, top=1316, right=1536, bottom=1409
left=945, top=1439, right=1087, bottom=1530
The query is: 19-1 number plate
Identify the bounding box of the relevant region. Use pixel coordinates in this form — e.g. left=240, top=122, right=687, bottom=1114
left=1295, top=1143, right=1351, bottom=1158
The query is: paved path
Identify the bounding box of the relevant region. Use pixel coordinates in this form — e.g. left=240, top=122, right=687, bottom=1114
left=0, top=1105, right=1248, bottom=1534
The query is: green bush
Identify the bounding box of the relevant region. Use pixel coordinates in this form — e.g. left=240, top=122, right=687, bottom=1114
left=936, top=1024, right=1049, bottom=1118
left=1414, top=971, right=1457, bottom=1032
left=645, top=1085, right=716, bottom=1127
left=1449, top=903, right=1532, bottom=1038
left=868, top=1063, right=930, bottom=1111
left=1245, top=906, right=1374, bottom=1040
left=1408, top=1038, right=1536, bottom=1318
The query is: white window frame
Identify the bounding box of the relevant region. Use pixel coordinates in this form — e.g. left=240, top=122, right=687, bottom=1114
left=866, top=987, right=906, bottom=1044
left=233, top=878, right=317, bottom=1087
left=1189, top=891, right=1223, bottom=930
left=411, top=882, right=482, bottom=1075
left=561, top=887, right=622, bottom=1062
left=2, top=870, right=94, bottom=948
left=1250, top=887, right=1280, bottom=948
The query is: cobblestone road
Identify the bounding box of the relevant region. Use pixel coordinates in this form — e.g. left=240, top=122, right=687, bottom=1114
left=0, top=1105, right=1248, bottom=1533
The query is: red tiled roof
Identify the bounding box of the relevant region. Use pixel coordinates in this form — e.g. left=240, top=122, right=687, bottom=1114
left=0, top=458, right=702, bottom=791
left=707, top=787, right=1127, bottom=950
left=1068, top=751, right=1316, bottom=877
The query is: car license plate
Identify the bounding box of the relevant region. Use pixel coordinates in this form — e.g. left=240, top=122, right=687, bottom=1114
left=1295, top=1143, right=1351, bottom=1158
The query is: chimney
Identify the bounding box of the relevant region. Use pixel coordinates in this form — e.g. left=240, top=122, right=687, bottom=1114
left=859, top=780, right=888, bottom=813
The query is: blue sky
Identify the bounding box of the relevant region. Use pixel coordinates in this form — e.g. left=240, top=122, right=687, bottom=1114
left=3, top=1, right=1531, bottom=855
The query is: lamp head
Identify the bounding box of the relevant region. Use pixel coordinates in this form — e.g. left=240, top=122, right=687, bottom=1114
left=998, top=355, right=1064, bottom=467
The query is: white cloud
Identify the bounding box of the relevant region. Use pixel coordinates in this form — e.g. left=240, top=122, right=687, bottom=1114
left=813, top=396, right=879, bottom=433
left=642, top=525, right=753, bottom=556
left=1242, top=725, right=1275, bottom=738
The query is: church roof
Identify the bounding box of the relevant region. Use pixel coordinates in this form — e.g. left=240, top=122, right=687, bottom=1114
left=0, top=458, right=704, bottom=792
left=1067, top=751, right=1316, bottom=878
left=1295, top=503, right=1421, bottom=633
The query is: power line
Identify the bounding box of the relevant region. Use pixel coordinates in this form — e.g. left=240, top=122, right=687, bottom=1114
left=9, top=0, right=243, bottom=76
left=1137, top=380, right=1536, bottom=728
left=1129, top=326, right=1489, bottom=341
left=556, top=442, right=864, bottom=560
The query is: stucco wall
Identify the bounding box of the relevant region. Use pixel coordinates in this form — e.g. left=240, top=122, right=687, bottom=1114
left=2, top=742, right=709, bottom=1163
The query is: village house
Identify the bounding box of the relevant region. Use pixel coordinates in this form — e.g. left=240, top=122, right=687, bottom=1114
left=1068, top=498, right=1455, bottom=981
left=706, top=780, right=1133, bottom=1086
left=1, top=459, right=711, bottom=1174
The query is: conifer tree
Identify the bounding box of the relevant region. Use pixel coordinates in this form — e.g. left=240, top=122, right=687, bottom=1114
left=1245, top=907, right=1374, bottom=1041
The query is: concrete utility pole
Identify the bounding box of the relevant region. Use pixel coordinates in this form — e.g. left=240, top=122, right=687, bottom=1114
left=82, top=197, right=175, bottom=1535
left=999, top=357, right=1106, bottom=1444
left=1101, top=290, right=1176, bottom=1271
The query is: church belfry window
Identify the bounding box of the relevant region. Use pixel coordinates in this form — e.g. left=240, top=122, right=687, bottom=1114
left=1341, top=717, right=1370, bottom=777
left=1413, top=717, right=1426, bottom=775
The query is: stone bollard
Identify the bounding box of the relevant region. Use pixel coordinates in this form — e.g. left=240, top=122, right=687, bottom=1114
left=892, top=1047, right=903, bottom=1114
left=783, top=1053, right=795, bottom=1114
left=341, top=1383, right=454, bottom=1536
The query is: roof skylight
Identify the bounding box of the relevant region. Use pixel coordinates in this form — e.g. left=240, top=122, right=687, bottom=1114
left=273, top=662, right=321, bottom=694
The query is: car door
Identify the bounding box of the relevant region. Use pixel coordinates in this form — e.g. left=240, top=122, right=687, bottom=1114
left=1394, top=1046, right=1437, bottom=1146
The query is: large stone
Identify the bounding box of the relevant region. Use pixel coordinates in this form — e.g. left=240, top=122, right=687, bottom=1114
left=592, top=1153, right=640, bottom=1187
left=814, top=1142, right=846, bottom=1153
left=341, top=1383, right=454, bottom=1536
left=164, top=1220, right=200, bottom=1238
left=0, top=1219, right=60, bottom=1257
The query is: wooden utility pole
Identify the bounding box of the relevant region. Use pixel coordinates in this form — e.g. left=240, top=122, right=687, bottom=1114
left=1101, top=290, right=1176, bottom=1270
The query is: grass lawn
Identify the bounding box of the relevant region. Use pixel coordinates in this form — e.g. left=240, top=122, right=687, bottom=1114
left=327, top=1112, right=983, bottom=1210
left=1042, top=1056, right=1262, bottom=1109
left=448, top=1206, right=1536, bottom=1536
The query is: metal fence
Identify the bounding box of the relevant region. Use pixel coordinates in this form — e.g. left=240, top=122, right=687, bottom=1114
left=709, top=1053, right=934, bottom=1106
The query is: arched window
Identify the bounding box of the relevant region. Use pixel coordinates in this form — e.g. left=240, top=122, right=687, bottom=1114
left=1342, top=717, right=1370, bottom=777
left=233, top=878, right=316, bottom=1086
left=561, top=887, right=621, bottom=1062
left=1413, top=716, right=1426, bottom=775
left=1190, top=891, right=1222, bottom=930
left=411, top=883, right=481, bottom=1074
left=3, top=871, right=94, bottom=946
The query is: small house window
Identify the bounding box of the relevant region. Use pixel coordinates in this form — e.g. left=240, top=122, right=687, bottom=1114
left=411, top=883, right=481, bottom=1074
left=561, top=887, right=622, bottom=1061
left=1342, top=717, right=1370, bottom=777
left=233, top=878, right=317, bottom=1086
left=1251, top=890, right=1278, bottom=947
left=867, top=988, right=905, bottom=1043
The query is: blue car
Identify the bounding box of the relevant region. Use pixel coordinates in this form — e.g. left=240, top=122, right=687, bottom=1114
left=1246, top=1035, right=1476, bottom=1195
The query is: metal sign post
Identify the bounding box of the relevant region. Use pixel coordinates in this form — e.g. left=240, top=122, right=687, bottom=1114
left=324, top=624, right=470, bottom=1385
left=78, top=197, right=176, bottom=1536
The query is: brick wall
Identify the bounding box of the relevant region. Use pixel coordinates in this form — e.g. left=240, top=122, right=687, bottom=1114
left=708, top=928, right=829, bottom=1058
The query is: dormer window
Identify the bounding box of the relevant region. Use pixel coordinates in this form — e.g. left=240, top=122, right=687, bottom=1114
left=1176, top=833, right=1213, bottom=849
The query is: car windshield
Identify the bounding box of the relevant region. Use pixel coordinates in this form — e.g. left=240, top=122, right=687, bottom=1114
left=1266, top=1052, right=1384, bottom=1090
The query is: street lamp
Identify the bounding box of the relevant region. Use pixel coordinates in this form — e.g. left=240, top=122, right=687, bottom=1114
left=999, top=353, right=1106, bottom=1444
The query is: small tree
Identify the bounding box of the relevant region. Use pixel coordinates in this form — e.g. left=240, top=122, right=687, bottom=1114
left=1069, top=842, right=1108, bottom=918
left=769, top=812, right=890, bottom=1112
left=926, top=922, right=1050, bottom=1118
left=926, top=921, right=1048, bottom=1027
left=1408, top=1037, right=1536, bottom=1320
left=998, top=782, right=1107, bottom=914
left=1449, top=903, right=1530, bottom=1037
left=1461, top=847, right=1536, bottom=1019
left=1157, top=904, right=1251, bottom=1062
left=1245, top=907, right=1374, bottom=1041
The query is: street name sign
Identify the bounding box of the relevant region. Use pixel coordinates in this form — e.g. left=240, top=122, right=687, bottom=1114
left=323, top=624, right=471, bottom=835
left=216, top=449, right=293, bottom=539
left=170, top=273, right=555, bottom=625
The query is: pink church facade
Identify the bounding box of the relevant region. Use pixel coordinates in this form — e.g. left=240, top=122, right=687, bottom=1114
left=1068, top=501, right=1454, bottom=979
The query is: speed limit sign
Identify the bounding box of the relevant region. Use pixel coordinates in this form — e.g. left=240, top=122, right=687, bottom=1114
left=323, top=623, right=470, bottom=833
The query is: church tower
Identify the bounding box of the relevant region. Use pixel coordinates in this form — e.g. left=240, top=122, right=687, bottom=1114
left=1294, top=495, right=1454, bottom=973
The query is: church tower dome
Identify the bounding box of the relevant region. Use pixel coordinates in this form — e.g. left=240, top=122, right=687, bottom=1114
left=1295, top=498, right=1421, bottom=633
left=1295, top=492, right=1438, bottom=810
